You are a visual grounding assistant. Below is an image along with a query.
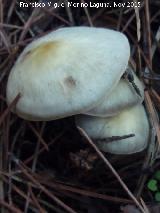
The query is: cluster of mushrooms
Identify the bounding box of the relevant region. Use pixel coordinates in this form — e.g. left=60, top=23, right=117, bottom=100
left=7, top=27, right=149, bottom=155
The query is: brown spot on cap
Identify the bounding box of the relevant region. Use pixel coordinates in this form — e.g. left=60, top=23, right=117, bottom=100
left=64, top=76, right=76, bottom=88
left=20, top=41, right=61, bottom=64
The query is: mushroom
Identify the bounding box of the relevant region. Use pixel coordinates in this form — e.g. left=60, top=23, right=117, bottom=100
left=84, top=66, right=144, bottom=117
left=76, top=104, right=149, bottom=154
left=7, top=27, right=130, bottom=121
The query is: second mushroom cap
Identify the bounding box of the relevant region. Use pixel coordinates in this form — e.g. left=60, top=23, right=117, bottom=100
left=84, top=66, right=144, bottom=117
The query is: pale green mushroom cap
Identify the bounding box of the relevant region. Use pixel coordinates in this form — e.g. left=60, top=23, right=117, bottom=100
left=7, top=27, right=130, bottom=121
left=84, top=66, right=144, bottom=117
left=76, top=104, right=149, bottom=154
